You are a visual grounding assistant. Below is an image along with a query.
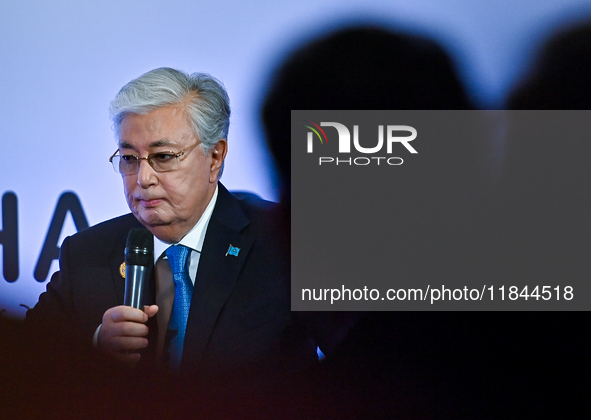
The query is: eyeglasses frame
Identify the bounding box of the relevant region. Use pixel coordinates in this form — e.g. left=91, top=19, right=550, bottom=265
left=109, top=141, right=201, bottom=175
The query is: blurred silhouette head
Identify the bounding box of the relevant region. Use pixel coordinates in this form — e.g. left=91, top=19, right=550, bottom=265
left=262, top=26, right=474, bottom=194
left=509, top=20, right=591, bottom=109
left=505, top=21, right=591, bottom=197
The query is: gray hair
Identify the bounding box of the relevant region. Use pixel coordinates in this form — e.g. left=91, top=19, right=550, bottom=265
left=109, top=68, right=230, bottom=153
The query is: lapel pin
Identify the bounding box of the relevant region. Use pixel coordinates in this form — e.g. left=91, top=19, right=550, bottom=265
left=119, top=262, right=126, bottom=278
left=226, top=245, right=240, bottom=257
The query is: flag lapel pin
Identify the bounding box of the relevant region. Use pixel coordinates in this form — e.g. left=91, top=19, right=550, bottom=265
left=226, top=245, right=240, bottom=257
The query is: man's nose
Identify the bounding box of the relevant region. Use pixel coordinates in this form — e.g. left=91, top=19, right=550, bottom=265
left=137, top=158, right=158, bottom=188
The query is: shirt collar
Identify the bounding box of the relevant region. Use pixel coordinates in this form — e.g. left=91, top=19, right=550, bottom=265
left=153, top=184, right=218, bottom=262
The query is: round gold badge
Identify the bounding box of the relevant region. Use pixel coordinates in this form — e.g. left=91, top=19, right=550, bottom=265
left=119, top=262, right=126, bottom=278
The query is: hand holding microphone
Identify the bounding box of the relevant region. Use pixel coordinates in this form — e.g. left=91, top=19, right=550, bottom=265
left=97, top=229, right=159, bottom=363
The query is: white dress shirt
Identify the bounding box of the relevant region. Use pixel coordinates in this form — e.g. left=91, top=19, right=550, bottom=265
left=153, top=185, right=218, bottom=282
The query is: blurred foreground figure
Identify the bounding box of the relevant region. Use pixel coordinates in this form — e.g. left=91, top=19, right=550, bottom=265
left=504, top=21, right=591, bottom=281
left=262, top=26, right=505, bottom=419
left=493, top=21, right=590, bottom=419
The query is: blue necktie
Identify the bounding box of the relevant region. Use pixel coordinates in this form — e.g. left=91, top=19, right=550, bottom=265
left=165, top=244, right=193, bottom=371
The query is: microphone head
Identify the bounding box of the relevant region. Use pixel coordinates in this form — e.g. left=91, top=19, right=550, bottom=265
left=125, top=228, right=154, bottom=267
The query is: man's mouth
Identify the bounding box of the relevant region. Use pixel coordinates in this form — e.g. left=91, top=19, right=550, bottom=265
left=138, top=198, right=163, bottom=208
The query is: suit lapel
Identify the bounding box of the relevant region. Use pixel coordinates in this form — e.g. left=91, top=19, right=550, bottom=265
left=181, top=184, right=252, bottom=372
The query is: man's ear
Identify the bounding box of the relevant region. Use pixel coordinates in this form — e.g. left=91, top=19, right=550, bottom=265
left=209, top=139, right=228, bottom=182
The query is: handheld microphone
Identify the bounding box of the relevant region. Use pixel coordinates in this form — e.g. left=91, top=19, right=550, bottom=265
left=124, top=228, right=154, bottom=309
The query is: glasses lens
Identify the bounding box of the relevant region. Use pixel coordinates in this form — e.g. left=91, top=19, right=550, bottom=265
left=150, top=153, right=179, bottom=172
left=110, top=155, right=121, bottom=173
left=112, top=155, right=139, bottom=175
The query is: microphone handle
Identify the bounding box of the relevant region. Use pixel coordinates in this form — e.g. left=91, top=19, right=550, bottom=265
left=124, top=265, right=148, bottom=309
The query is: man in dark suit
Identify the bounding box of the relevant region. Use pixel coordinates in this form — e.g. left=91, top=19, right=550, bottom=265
left=26, top=68, right=312, bottom=381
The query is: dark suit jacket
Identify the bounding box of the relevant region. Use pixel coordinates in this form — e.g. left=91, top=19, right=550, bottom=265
left=26, top=183, right=316, bottom=379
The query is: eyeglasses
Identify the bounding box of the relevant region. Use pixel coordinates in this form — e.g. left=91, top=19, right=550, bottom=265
left=109, top=142, right=200, bottom=175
